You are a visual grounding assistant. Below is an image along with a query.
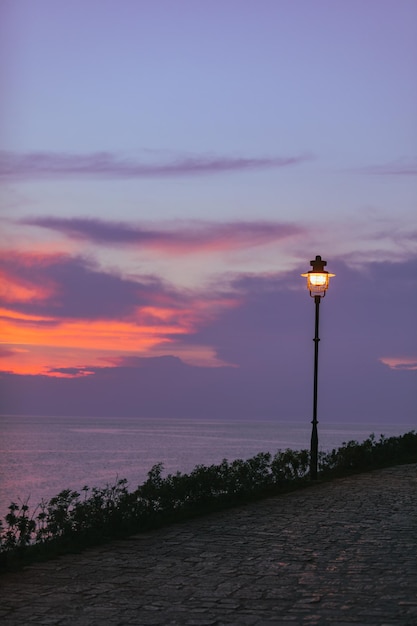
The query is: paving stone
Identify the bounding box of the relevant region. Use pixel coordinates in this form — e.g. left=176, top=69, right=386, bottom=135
left=0, top=464, right=416, bottom=625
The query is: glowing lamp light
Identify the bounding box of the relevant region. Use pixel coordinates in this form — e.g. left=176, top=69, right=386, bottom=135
left=301, top=255, right=335, bottom=297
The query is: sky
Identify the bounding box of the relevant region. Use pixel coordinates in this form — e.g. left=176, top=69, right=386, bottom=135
left=0, top=0, right=416, bottom=426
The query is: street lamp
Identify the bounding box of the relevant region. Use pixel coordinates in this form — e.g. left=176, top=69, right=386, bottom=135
left=301, top=255, right=335, bottom=479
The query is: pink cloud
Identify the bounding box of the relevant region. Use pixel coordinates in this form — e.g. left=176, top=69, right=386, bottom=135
left=380, top=357, right=417, bottom=371
left=0, top=250, right=177, bottom=320
left=0, top=150, right=312, bottom=180
left=21, top=217, right=304, bottom=253
left=0, top=346, right=22, bottom=359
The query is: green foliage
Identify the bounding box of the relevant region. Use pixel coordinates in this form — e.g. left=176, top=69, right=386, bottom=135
left=1, top=430, right=416, bottom=570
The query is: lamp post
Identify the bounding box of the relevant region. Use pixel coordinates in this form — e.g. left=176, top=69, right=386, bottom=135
left=301, top=256, right=335, bottom=479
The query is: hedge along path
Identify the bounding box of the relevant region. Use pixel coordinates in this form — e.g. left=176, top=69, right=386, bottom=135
left=2, top=432, right=416, bottom=562
left=1, top=463, right=416, bottom=626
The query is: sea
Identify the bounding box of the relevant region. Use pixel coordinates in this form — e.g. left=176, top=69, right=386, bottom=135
left=0, top=414, right=415, bottom=521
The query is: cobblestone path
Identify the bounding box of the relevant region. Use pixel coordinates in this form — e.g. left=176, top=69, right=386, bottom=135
left=1, top=464, right=416, bottom=625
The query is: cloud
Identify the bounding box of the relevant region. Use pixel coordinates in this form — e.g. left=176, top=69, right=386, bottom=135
left=101, top=354, right=183, bottom=369
left=0, top=250, right=241, bottom=376
left=46, top=366, right=97, bottom=378
left=178, top=258, right=417, bottom=396
left=21, top=217, right=304, bottom=254
left=360, top=157, right=417, bottom=176
left=380, top=357, right=417, bottom=371
left=0, top=258, right=416, bottom=421
left=0, top=251, right=176, bottom=319
left=0, top=346, right=22, bottom=359
left=0, top=150, right=312, bottom=181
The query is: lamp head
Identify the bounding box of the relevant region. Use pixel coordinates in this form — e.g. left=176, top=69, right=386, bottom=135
left=301, top=255, right=335, bottom=297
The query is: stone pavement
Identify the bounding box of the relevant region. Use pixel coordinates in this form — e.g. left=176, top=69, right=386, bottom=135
left=1, top=464, right=416, bottom=626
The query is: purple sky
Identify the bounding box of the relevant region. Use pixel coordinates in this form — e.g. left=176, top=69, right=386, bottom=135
left=0, top=0, right=416, bottom=427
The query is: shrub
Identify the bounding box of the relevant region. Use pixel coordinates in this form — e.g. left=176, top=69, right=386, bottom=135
left=319, top=431, right=417, bottom=476
left=1, top=430, right=416, bottom=570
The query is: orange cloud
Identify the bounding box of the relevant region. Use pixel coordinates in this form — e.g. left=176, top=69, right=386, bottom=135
left=0, top=315, right=181, bottom=352
left=0, top=345, right=97, bottom=377
left=0, top=247, right=243, bottom=376
left=0, top=292, right=239, bottom=376
left=0, top=308, right=54, bottom=322
left=0, top=269, right=54, bottom=303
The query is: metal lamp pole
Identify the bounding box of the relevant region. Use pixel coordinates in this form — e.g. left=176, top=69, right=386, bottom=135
left=301, top=256, right=335, bottom=480
left=311, top=294, right=321, bottom=479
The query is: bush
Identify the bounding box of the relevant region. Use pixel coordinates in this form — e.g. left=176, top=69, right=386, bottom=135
left=319, top=431, right=417, bottom=476
left=1, top=430, right=416, bottom=570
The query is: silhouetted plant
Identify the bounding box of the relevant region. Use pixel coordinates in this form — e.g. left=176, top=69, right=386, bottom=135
left=1, top=500, right=36, bottom=550
left=319, top=432, right=417, bottom=476
left=271, top=449, right=310, bottom=481
left=1, top=430, right=416, bottom=570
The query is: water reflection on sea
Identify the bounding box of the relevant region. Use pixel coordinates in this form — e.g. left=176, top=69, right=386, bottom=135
left=0, top=415, right=414, bottom=519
